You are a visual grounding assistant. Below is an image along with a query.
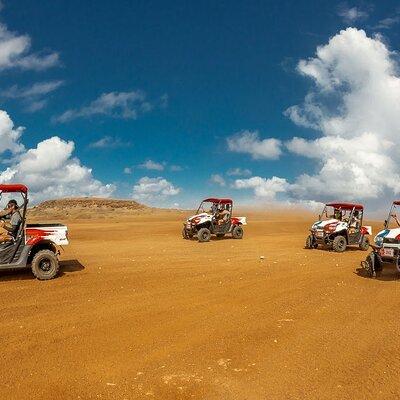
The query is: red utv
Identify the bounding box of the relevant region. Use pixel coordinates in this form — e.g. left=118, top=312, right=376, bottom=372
left=0, top=184, right=69, bottom=280
left=182, top=198, right=247, bottom=242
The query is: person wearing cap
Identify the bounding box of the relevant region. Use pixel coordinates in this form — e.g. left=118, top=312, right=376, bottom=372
left=0, top=200, right=21, bottom=243
left=215, top=203, right=230, bottom=226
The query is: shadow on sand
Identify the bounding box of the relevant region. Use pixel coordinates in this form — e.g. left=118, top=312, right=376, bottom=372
left=355, top=266, right=400, bottom=282
left=0, top=259, right=85, bottom=282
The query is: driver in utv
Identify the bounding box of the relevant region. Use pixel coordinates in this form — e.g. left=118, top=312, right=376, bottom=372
left=0, top=200, right=21, bottom=243
left=216, top=204, right=230, bottom=225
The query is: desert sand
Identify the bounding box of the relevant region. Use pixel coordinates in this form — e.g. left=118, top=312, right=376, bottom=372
left=1, top=208, right=399, bottom=399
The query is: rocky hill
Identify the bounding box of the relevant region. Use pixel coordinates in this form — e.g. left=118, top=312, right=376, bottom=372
left=28, top=197, right=150, bottom=220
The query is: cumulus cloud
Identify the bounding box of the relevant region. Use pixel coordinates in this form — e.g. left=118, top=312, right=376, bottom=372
left=0, top=110, right=25, bottom=155
left=0, top=21, right=59, bottom=71
left=284, top=28, right=400, bottom=202
left=233, top=176, right=289, bottom=201
left=3, top=80, right=64, bottom=112
left=55, top=91, right=153, bottom=123
left=227, top=130, right=282, bottom=160
left=132, top=177, right=180, bottom=204
left=210, top=174, right=226, bottom=186
left=235, top=28, right=400, bottom=208
left=0, top=112, right=114, bottom=203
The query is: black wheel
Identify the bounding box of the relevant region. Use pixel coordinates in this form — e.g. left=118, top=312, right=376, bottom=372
left=232, top=225, right=244, bottom=239
left=31, top=250, right=59, bottom=280
left=362, top=252, right=379, bottom=277
left=332, top=235, right=347, bottom=252
left=216, top=233, right=225, bottom=239
left=182, top=228, right=188, bottom=239
left=197, top=227, right=211, bottom=242
left=359, top=236, right=369, bottom=251
left=305, top=235, right=314, bottom=249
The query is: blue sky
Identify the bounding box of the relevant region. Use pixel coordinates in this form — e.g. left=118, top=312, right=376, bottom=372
left=0, top=1, right=400, bottom=210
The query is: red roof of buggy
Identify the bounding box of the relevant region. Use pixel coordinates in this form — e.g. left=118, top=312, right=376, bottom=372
left=203, top=198, right=233, bottom=204
left=326, top=202, right=363, bottom=210
left=0, top=184, right=28, bottom=193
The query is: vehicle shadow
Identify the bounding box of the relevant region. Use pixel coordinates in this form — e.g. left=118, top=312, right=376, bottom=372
left=0, top=259, right=85, bottom=281
left=305, top=247, right=367, bottom=253
left=184, top=235, right=234, bottom=242
left=354, top=267, right=399, bottom=281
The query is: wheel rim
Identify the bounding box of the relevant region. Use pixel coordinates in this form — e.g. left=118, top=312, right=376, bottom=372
left=39, top=258, right=52, bottom=272
left=202, top=231, right=209, bottom=240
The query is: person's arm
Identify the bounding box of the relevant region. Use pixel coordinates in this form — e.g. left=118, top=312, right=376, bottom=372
left=0, top=219, right=12, bottom=232
left=0, top=208, right=11, bottom=218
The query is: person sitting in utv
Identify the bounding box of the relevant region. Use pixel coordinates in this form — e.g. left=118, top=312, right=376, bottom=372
left=350, top=210, right=361, bottom=228
left=0, top=200, right=21, bottom=243
left=216, top=204, right=230, bottom=226
left=332, top=208, right=342, bottom=221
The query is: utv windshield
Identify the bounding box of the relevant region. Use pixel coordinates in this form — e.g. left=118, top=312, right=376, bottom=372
left=196, top=201, right=217, bottom=215
left=385, top=203, right=400, bottom=229
left=319, top=205, right=355, bottom=223
left=196, top=201, right=232, bottom=215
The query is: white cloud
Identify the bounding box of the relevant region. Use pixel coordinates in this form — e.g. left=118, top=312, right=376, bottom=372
left=227, top=130, right=282, bottom=160
left=0, top=112, right=114, bottom=203
left=373, top=14, right=400, bottom=30
left=227, top=167, right=252, bottom=177
left=0, top=22, right=59, bottom=71
left=124, top=167, right=133, bottom=174
left=337, top=5, right=369, bottom=23
left=234, top=28, right=400, bottom=207
left=0, top=110, right=25, bottom=155
left=3, top=80, right=63, bottom=112
left=283, top=28, right=400, bottom=202
left=55, top=91, right=153, bottom=123
left=132, top=177, right=180, bottom=204
left=233, top=176, right=289, bottom=201
left=139, top=159, right=164, bottom=171
left=89, top=136, right=126, bottom=149
left=210, top=174, right=226, bottom=186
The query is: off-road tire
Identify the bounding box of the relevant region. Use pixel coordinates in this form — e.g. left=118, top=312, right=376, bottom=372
left=232, top=225, right=244, bottom=239
left=359, top=236, right=369, bottom=251
left=305, top=235, right=314, bottom=249
left=332, top=235, right=347, bottom=253
left=31, top=250, right=59, bottom=280
left=362, top=254, right=375, bottom=277
left=182, top=228, right=188, bottom=239
left=362, top=252, right=381, bottom=277
left=216, top=233, right=225, bottom=239
left=197, top=227, right=211, bottom=242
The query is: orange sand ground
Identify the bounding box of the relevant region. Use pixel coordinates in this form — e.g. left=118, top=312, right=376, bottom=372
left=1, top=210, right=399, bottom=399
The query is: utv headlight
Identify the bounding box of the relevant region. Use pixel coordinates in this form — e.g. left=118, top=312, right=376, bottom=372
left=375, top=236, right=384, bottom=247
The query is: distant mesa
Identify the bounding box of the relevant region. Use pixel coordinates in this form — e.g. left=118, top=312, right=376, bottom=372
left=29, top=197, right=150, bottom=220
left=33, top=197, right=148, bottom=211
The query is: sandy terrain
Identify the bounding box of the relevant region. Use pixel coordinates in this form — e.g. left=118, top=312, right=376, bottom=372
left=1, top=209, right=399, bottom=399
